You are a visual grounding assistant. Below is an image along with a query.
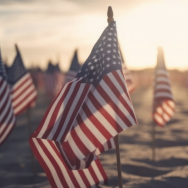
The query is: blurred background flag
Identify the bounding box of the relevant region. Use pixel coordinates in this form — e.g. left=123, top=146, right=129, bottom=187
left=30, top=20, right=137, bottom=188
left=0, top=47, right=16, bottom=146
left=153, top=47, right=175, bottom=127
left=119, top=46, right=135, bottom=94
left=44, top=61, right=65, bottom=100
left=64, top=49, right=81, bottom=84
left=7, top=44, right=37, bottom=116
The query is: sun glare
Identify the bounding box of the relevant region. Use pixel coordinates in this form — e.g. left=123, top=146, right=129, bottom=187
left=118, top=0, right=188, bottom=70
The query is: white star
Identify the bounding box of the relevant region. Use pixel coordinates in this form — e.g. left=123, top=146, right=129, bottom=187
left=99, top=43, right=102, bottom=47
left=102, top=60, right=105, bottom=64
left=100, top=48, right=103, bottom=51
left=113, top=23, right=116, bottom=26
left=97, top=76, right=99, bottom=79
left=112, top=55, right=116, bottom=58
left=106, top=64, right=110, bottom=67
left=85, top=68, right=88, bottom=71
left=108, top=38, right=112, bottom=41
left=78, top=70, right=81, bottom=73
left=88, top=62, right=92, bottom=65
left=90, top=65, right=94, bottom=70
left=103, top=53, right=105, bottom=57
left=90, top=78, right=93, bottom=82
left=107, top=50, right=111, bottom=54
left=102, top=36, right=106, bottom=40
left=107, top=44, right=111, bottom=47
left=113, top=61, right=116, bottom=64
left=106, top=57, right=110, bottom=61
left=114, top=38, right=117, bottom=41
left=110, top=28, right=114, bottom=30
left=95, top=50, right=99, bottom=53
left=113, top=49, right=116, bottom=52
left=93, top=72, right=96, bottom=75
left=113, top=44, right=116, bottom=47
left=94, top=59, right=98, bottom=62
left=103, top=42, right=106, bottom=45
left=108, top=32, right=112, bottom=35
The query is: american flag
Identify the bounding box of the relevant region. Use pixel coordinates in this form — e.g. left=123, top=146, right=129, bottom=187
left=64, top=49, right=81, bottom=84
left=44, top=62, right=65, bottom=99
left=29, top=21, right=137, bottom=187
left=0, top=48, right=16, bottom=146
left=153, top=47, right=175, bottom=127
left=7, top=45, right=37, bottom=116
left=119, top=47, right=135, bottom=93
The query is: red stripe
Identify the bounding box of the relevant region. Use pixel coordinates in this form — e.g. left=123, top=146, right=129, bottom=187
left=88, top=163, right=100, bottom=186
left=60, top=84, right=90, bottom=142
left=29, top=138, right=58, bottom=188
left=53, top=80, right=82, bottom=140
left=88, top=91, right=123, bottom=133
left=78, top=170, right=91, bottom=188
left=76, top=113, right=105, bottom=153
left=103, top=73, right=137, bottom=123
left=0, top=86, right=9, bottom=114
left=42, top=80, right=75, bottom=138
left=82, top=102, right=112, bottom=140
left=50, top=141, right=82, bottom=188
left=95, top=159, right=108, bottom=185
left=11, top=74, right=31, bottom=94
left=155, top=81, right=171, bottom=86
left=37, top=139, right=70, bottom=188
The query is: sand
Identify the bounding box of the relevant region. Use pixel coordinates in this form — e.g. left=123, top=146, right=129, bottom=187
left=1, top=84, right=188, bottom=188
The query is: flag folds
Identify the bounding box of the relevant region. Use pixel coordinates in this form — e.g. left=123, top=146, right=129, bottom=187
left=153, top=47, right=175, bottom=127
left=7, top=45, right=37, bottom=116
left=0, top=48, right=16, bottom=145
left=30, top=21, right=137, bottom=188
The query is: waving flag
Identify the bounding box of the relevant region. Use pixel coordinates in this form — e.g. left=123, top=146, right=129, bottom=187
left=7, top=44, right=37, bottom=116
left=153, top=47, right=175, bottom=127
left=0, top=48, right=16, bottom=145
left=119, top=48, right=135, bottom=93
left=65, top=49, right=81, bottom=84
left=30, top=21, right=137, bottom=188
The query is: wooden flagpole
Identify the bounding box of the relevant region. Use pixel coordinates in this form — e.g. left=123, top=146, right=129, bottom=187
left=27, top=108, right=36, bottom=175
left=152, top=121, right=156, bottom=161
left=107, top=6, right=123, bottom=188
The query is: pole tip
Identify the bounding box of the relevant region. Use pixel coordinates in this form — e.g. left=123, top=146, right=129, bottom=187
left=15, top=44, right=19, bottom=53
left=107, top=6, right=114, bottom=23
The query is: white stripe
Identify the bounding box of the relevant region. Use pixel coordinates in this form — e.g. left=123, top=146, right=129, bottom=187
left=13, top=90, right=37, bottom=114
left=46, top=141, right=75, bottom=188
left=0, top=79, right=6, bottom=95
left=12, top=84, right=35, bottom=107
left=1, top=92, right=12, bottom=121
left=73, top=122, right=96, bottom=152
left=92, top=89, right=129, bottom=130
left=72, top=170, right=87, bottom=188
left=154, top=113, right=164, bottom=125
left=32, top=139, right=64, bottom=188
left=37, top=78, right=79, bottom=138
left=162, top=102, right=174, bottom=116
left=11, top=78, right=32, bottom=99
left=86, top=98, right=118, bottom=137
left=12, top=73, right=30, bottom=89
left=156, top=69, right=169, bottom=75
left=99, top=78, right=136, bottom=125
left=91, top=161, right=104, bottom=185
left=83, top=168, right=95, bottom=187
left=57, top=83, right=90, bottom=141
left=155, top=84, right=171, bottom=91
left=156, top=77, right=170, bottom=84
left=155, top=92, right=173, bottom=99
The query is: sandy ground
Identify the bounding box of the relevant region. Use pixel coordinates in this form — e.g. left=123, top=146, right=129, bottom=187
left=1, top=84, right=188, bottom=188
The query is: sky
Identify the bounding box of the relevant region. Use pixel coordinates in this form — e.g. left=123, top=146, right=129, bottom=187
left=1, top=0, right=188, bottom=71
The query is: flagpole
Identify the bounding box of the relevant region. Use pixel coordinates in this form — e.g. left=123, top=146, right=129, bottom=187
left=152, top=121, right=156, bottom=161
left=27, top=108, right=36, bottom=175
left=107, top=6, right=123, bottom=188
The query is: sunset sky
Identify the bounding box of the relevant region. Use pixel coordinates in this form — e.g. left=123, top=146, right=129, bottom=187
left=1, top=0, right=188, bottom=71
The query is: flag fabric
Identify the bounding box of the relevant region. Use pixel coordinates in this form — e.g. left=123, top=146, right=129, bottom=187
left=0, top=48, right=16, bottom=146
left=64, top=49, right=81, bottom=84
left=30, top=21, right=137, bottom=187
left=44, top=62, right=65, bottom=99
left=153, top=47, right=175, bottom=127
left=7, top=45, right=37, bottom=116
left=119, top=47, right=135, bottom=93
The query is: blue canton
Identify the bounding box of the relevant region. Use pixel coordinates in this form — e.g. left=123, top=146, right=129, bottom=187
left=8, top=49, right=28, bottom=85
left=0, top=48, right=7, bottom=80
left=76, top=21, right=122, bottom=87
